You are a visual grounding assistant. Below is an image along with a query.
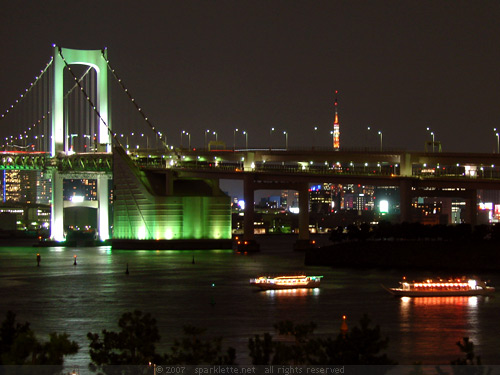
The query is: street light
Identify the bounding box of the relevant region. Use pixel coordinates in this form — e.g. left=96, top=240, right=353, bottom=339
left=233, top=128, right=238, bottom=150
left=313, top=126, right=318, bottom=149
left=270, top=127, right=275, bottom=150
left=205, top=129, right=210, bottom=149
left=330, top=130, right=334, bottom=147
left=243, top=130, right=248, bottom=149
left=140, top=133, right=149, bottom=149
left=283, top=131, right=288, bottom=150
left=378, top=131, right=383, bottom=151
left=212, top=131, right=218, bottom=141
left=427, top=127, right=435, bottom=152
left=182, top=131, right=191, bottom=150
left=494, top=128, right=499, bottom=153
left=366, top=126, right=372, bottom=150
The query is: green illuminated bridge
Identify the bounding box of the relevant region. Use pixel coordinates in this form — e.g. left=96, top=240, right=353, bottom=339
left=2, top=46, right=500, bottom=249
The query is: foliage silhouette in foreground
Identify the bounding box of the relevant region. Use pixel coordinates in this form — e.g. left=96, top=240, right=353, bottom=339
left=249, top=314, right=396, bottom=366
left=0, top=310, right=79, bottom=373
left=88, top=310, right=235, bottom=373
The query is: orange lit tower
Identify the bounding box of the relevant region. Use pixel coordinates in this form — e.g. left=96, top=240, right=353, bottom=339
left=333, top=90, right=340, bottom=150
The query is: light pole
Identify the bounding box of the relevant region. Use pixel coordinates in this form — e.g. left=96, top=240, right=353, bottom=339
left=212, top=131, right=218, bottom=141
left=313, top=126, right=318, bottom=149
left=427, top=127, right=435, bottom=152
left=378, top=131, right=383, bottom=151
left=140, top=133, right=149, bottom=149
left=243, top=131, right=248, bottom=149
left=233, top=128, right=238, bottom=150
left=366, top=126, right=371, bottom=149
left=283, top=131, right=288, bottom=150
left=330, top=130, right=334, bottom=147
left=495, top=128, right=499, bottom=153
left=182, top=131, right=191, bottom=149
left=270, top=127, right=275, bottom=150
left=205, top=129, right=210, bottom=149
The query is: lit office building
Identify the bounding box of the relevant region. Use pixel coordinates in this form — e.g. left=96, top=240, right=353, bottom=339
left=63, top=179, right=97, bottom=201
left=281, top=189, right=298, bottom=210
left=20, top=170, right=38, bottom=204
left=2, top=170, right=21, bottom=202
left=36, top=171, right=52, bottom=205
left=310, top=184, right=333, bottom=214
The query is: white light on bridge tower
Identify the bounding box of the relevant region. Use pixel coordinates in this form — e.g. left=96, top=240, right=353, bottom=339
left=333, top=90, right=340, bottom=150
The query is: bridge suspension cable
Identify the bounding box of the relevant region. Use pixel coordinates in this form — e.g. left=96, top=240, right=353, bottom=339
left=102, top=51, right=168, bottom=149
left=0, top=57, right=53, bottom=120
left=0, top=57, right=54, bottom=151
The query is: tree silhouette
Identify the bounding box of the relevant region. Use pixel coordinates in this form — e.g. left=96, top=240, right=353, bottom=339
left=166, top=325, right=235, bottom=365
left=0, top=310, right=78, bottom=373
left=248, top=315, right=395, bottom=369
left=88, top=310, right=163, bottom=374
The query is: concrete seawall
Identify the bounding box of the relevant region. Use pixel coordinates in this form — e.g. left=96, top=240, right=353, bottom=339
left=305, top=240, right=500, bottom=272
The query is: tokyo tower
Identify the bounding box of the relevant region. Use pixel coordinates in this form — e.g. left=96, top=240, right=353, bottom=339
left=333, top=90, right=340, bottom=150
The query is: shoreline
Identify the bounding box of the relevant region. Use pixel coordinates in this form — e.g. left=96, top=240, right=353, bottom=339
left=305, top=239, right=500, bottom=272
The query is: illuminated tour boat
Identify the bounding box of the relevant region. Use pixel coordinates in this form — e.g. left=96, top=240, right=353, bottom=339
left=250, top=275, right=323, bottom=290
left=383, top=277, right=495, bottom=297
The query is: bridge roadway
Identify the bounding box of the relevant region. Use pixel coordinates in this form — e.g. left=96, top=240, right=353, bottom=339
left=3, top=147, right=500, bottom=176
left=3, top=148, right=500, bottom=246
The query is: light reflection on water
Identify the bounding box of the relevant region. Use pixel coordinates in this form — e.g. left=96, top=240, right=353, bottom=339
left=398, top=295, right=483, bottom=364
left=0, top=236, right=499, bottom=371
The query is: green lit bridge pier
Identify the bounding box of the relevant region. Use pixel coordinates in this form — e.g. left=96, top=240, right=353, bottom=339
left=111, top=146, right=232, bottom=249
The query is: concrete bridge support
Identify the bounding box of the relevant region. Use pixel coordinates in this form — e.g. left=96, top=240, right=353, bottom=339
left=97, top=174, right=110, bottom=241
left=239, top=175, right=260, bottom=251
left=399, top=179, right=413, bottom=223
left=50, top=172, right=111, bottom=242
left=51, top=171, right=65, bottom=242
left=467, top=189, right=478, bottom=227
left=293, top=182, right=314, bottom=250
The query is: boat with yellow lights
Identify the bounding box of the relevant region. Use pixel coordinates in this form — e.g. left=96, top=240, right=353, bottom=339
left=382, top=277, right=495, bottom=297
left=250, top=275, right=323, bottom=290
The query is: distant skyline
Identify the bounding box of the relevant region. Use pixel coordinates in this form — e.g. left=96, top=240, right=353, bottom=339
left=2, top=1, right=500, bottom=153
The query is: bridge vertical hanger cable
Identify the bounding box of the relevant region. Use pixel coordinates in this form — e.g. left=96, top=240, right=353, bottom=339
left=0, top=57, right=53, bottom=148
left=102, top=52, right=168, bottom=150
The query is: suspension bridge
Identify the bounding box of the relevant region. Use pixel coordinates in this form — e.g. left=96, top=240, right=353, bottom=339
left=0, top=45, right=230, bottom=247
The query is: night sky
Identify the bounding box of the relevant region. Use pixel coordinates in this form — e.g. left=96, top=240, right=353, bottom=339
left=2, top=1, right=500, bottom=153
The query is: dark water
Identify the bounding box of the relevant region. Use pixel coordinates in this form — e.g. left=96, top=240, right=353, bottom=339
left=1, top=235, right=499, bottom=372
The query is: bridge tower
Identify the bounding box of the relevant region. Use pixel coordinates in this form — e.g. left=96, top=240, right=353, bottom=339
left=50, top=46, right=111, bottom=242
